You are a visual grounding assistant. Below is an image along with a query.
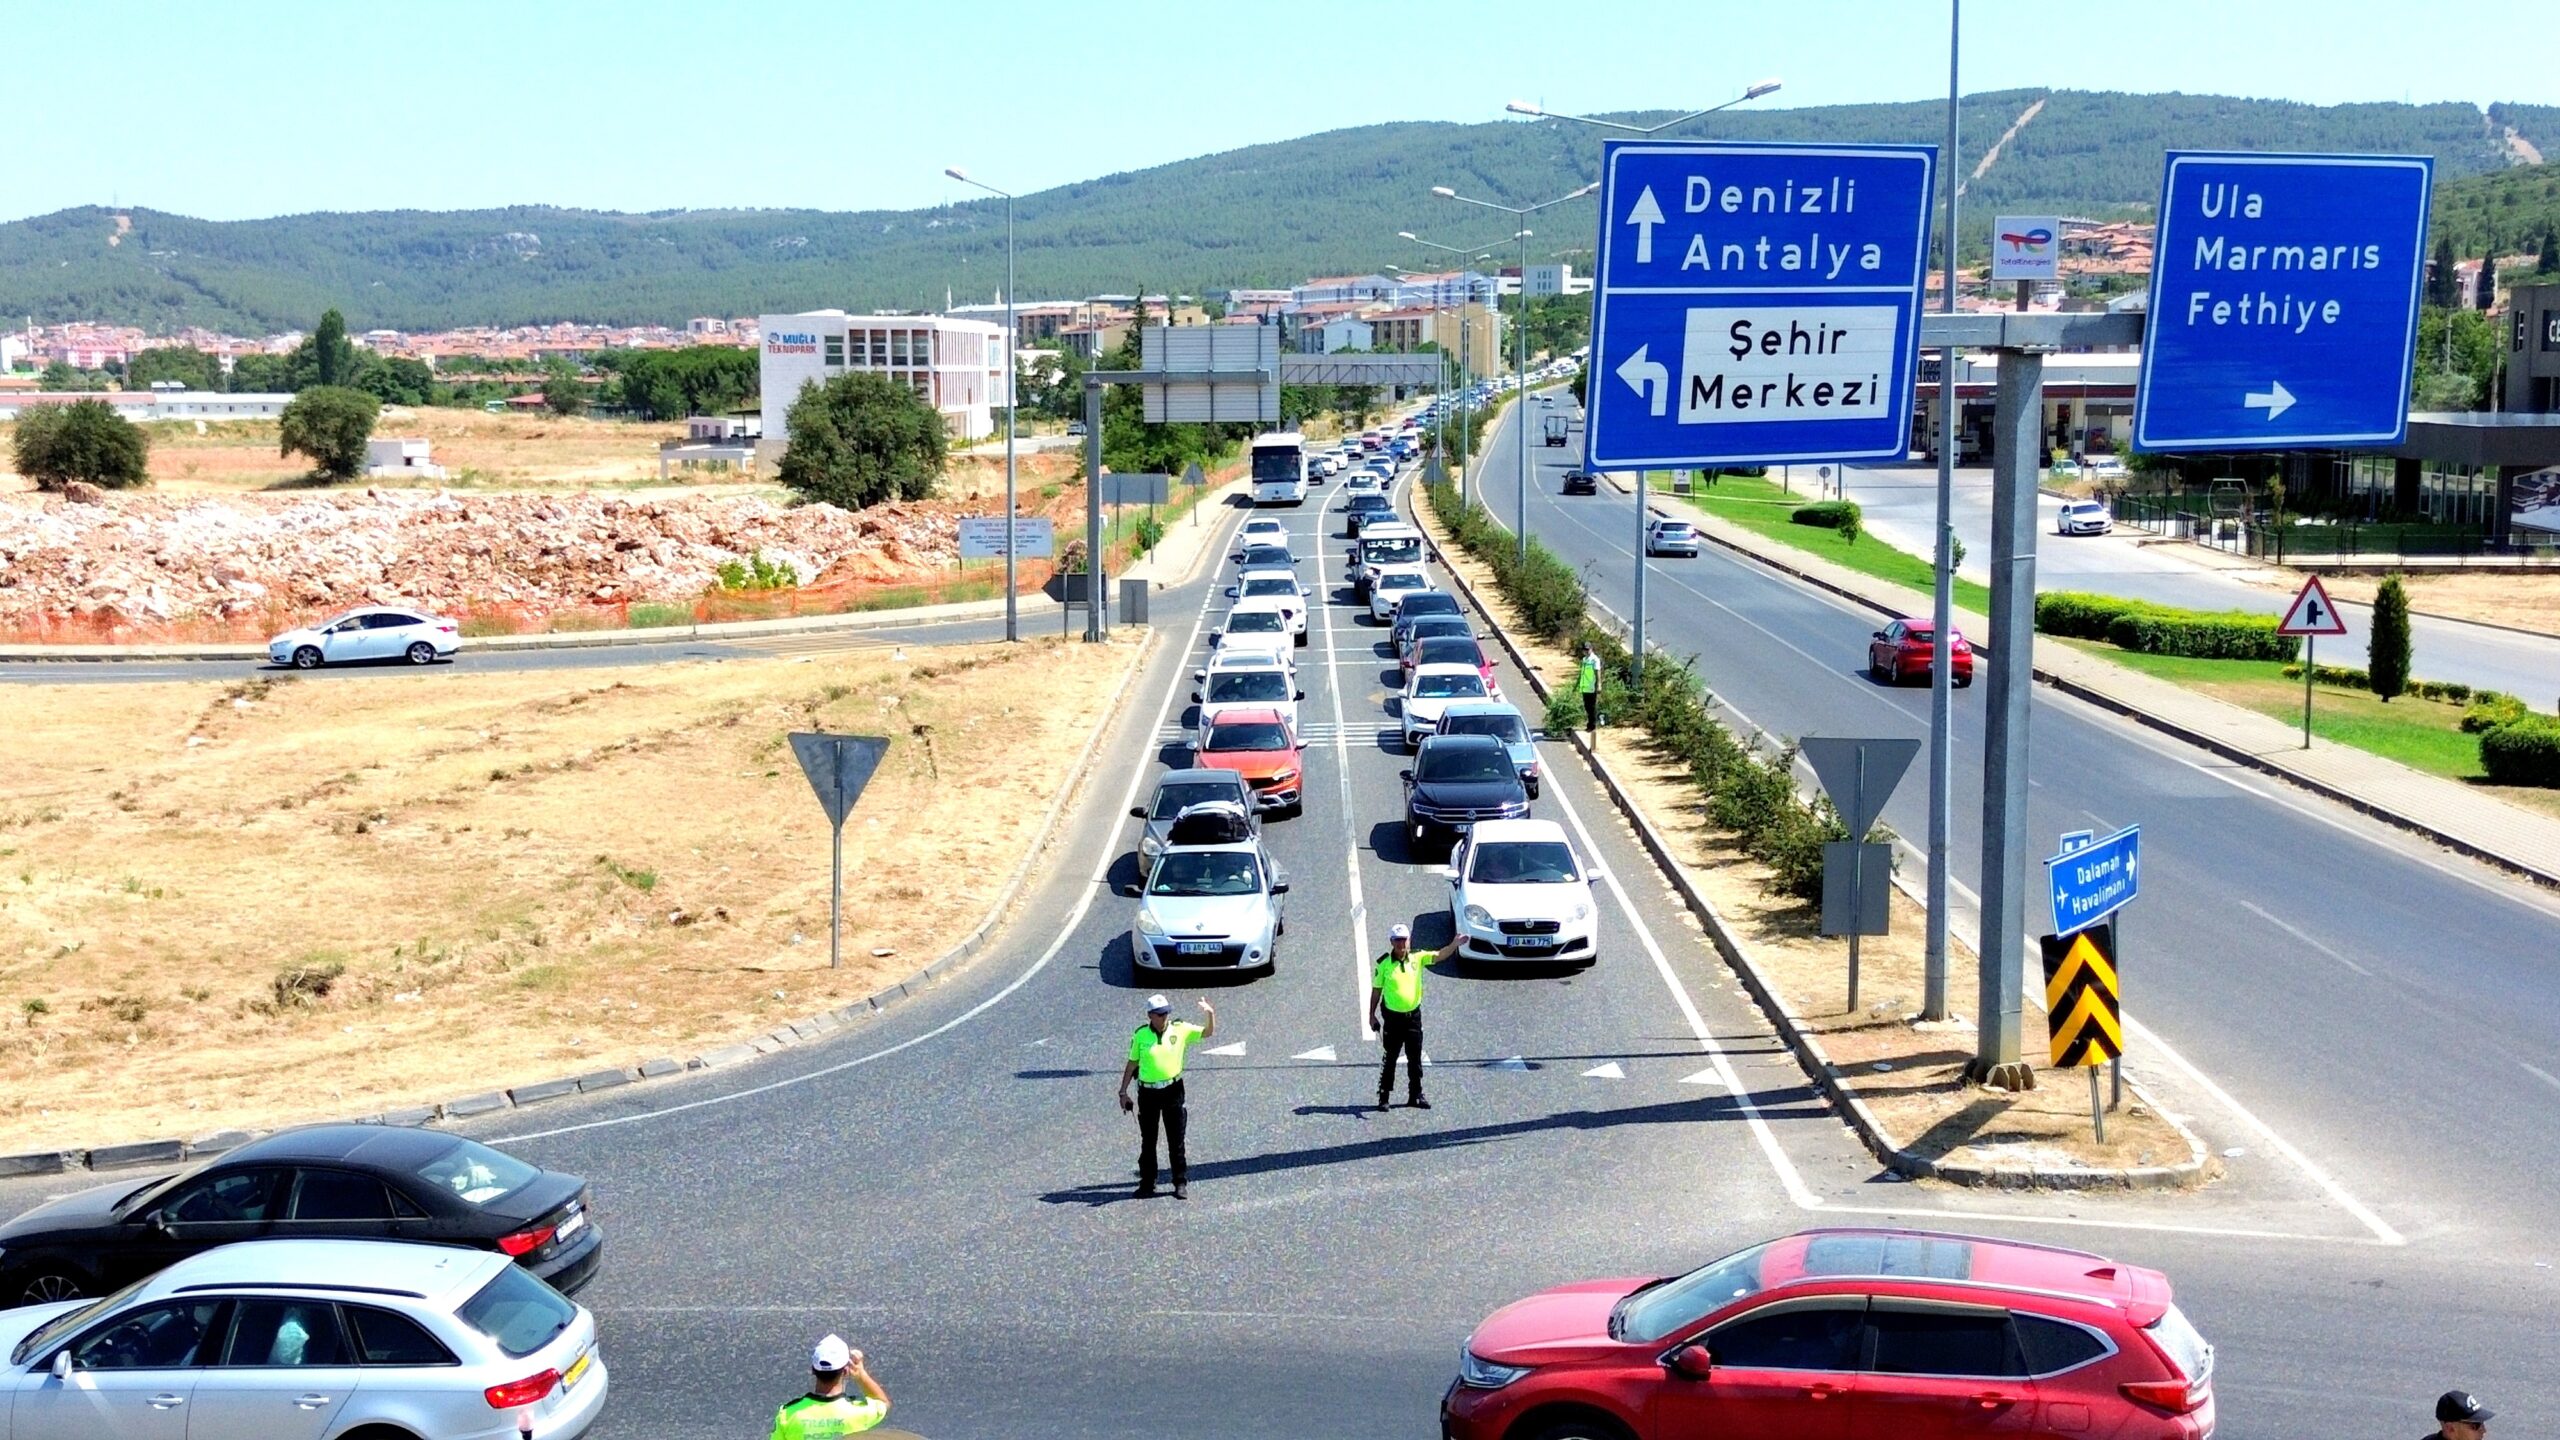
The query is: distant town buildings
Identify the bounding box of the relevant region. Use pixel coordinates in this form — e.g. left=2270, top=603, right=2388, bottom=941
left=756, top=310, right=1012, bottom=449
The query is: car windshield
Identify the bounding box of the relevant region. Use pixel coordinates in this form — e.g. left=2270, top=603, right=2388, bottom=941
left=1150, top=781, right=1237, bottom=820
left=459, top=1262, right=577, bottom=1360
left=1364, top=538, right=1423, bottom=565
left=1470, top=841, right=1580, bottom=884
left=1379, top=573, right=1423, bottom=592
left=1414, top=672, right=1487, bottom=700
left=1416, top=639, right=1479, bottom=667
left=1207, top=722, right=1291, bottom=752
left=1243, top=579, right=1296, bottom=598
left=1616, top=1240, right=1773, bottom=1342
left=1446, top=713, right=1527, bottom=745
left=1228, top=611, right=1284, bottom=634
left=1417, top=746, right=1516, bottom=784
left=1240, top=548, right=1290, bottom=566
left=12, top=1276, right=151, bottom=1365
left=414, top=1137, right=540, bottom=1206
left=1208, top=673, right=1290, bottom=704
left=1399, top=595, right=1458, bottom=619
left=1148, top=851, right=1263, bottom=897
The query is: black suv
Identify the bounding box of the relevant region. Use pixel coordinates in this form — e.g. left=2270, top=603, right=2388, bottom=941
left=1560, top=470, right=1599, bottom=496
left=1343, top=494, right=1396, bottom=536
left=1401, top=734, right=1531, bottom=856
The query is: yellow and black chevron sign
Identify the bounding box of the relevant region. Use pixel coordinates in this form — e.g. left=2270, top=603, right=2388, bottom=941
left=2040, top=922, right=2122, bottom=1068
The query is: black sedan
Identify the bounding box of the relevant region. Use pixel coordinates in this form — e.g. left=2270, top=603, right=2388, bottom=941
left=1560, top=470, right=1599, bottom=495
left=0, top=1124, right=600, bottom=1305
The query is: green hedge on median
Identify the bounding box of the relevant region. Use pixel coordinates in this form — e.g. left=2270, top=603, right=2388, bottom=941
left=2480, top=717, right=2560, bottom=787
left=2034, top=590, right=2300, bottom=662
left=1789, top=500, right=1861, bottom=529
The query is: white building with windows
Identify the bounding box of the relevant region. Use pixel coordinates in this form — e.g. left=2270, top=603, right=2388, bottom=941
left=757, top=310, right=1011, bottom=447
left=1521, top=263, right=1591, bottom=298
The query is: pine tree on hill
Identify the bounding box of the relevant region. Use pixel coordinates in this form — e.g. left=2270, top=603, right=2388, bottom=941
left=2428, top=235, right=2461, bottom=308
left=2475, top=244, right=2497, bottom=310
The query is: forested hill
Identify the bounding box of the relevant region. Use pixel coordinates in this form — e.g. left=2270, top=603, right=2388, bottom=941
left=5, top=90, right=2549, bottom=333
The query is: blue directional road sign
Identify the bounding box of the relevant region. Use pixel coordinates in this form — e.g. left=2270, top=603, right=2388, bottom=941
left=2134, top=152, right=2432, bottom=452
left=2046, top=823, right=2140, bottom=937
left=1584, top=140, right=1936, bottom=470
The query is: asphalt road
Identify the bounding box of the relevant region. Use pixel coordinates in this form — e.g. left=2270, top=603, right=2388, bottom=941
left=3, top=454, right=2555, bottom=1438
left=1842, top=461, right=2560, bottom=708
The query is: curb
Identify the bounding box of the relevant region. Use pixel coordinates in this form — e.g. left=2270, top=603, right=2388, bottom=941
left=1412, top=486, right=2208, bottom=1191
left=1658, top=503, right=2560, bottom=893
left=0, top=625, right=1167, bottom=1176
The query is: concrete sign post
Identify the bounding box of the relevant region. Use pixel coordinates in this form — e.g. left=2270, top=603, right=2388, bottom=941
left=1802, top=737, right=1919, bottom=1014
left=787, top=733, right=892, bottom=970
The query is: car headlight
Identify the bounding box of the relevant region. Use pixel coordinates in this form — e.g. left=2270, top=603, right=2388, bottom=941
left=1462, top=905, right=1493, bottom=929
left=1568, top=900, right=1591, bottom=922
left=1460, top=1347, right=1532, bottom=1390
left=1137, top=908, right=1167, bottom=937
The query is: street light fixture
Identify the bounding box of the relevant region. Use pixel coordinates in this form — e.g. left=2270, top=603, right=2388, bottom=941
left=1503, top=79, right=1781, bottom=135
left=943, top=166, right=1020, bottom=642
left=1396, top=233, right=1513, bottom=491
left=1431, top=182, right=1601, bottom=563
left=1389, top=257, right=1496, bottom=470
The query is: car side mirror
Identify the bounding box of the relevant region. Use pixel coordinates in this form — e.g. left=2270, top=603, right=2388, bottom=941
left=1666, top=1344, right=1714, bottom=1381
left=1587, top=865, right=1607, bottom=880
left=51, top=1349, right=73, bottom=1381
left=1185, top=740, right=1200, bottom=752
left=143, top=1209, right=170, bottom=1234
left=1225, top=587, right=1237, bottom=598
left=1871, top=629, right=1888, bottom=641
left=1399, top=769, right=1415, bottom=784
left=1433, top=865, right=1458, bottom=879
left=1191, top=690, right=1203, bottom=703
left=1192, top=669, right=1207, bottom=681
left=1295, top=690, right=1307, bottom=701
left=1122, top=883, right=1142, bottom=898
left=1271, top=880, right=1291, bottom=895
left=1130, top=806, right=1148, bottom=820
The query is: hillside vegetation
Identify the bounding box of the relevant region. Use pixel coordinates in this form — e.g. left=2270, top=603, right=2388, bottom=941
left=0, top=89, right=2544, bottom=333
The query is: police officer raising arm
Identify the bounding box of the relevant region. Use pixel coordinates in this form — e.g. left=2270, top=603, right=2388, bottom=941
left=770, top=1334, right=889, bottom=1439
left=1370, top=923, right=1439, bottom=1111
left=1119, top=995, right=1215, bottom=1199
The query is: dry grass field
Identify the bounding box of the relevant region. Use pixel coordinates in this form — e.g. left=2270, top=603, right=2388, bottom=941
left=0, top=634, right=1142, bottom=1151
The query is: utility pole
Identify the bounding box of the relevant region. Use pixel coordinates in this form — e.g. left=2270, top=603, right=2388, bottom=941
left=1923, top=0, right=1962, bottom=1022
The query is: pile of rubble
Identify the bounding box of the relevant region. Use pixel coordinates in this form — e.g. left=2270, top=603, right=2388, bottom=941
left=0, top=487, right=978, bottom=627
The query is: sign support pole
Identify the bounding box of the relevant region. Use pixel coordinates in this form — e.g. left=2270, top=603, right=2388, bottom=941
left=2089, top=1066, right=2105, bottom=1143
left=1632, top=470, right=1648, bottom=684
left=1083, top=377, right=1105, bottom=643
left=2302, top=633, right=2315, bottom=749
left=1969, top=347, right=2046, bottom=1092
left=827, top=814, right=844, bottom=971
left=1847, top=746, right=1868, bottom=1012
left=1923, top=1, right=1962, bottom=1023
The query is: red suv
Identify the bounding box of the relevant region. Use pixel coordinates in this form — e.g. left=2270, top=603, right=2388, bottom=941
left=1443, top=1228, right=2215, bottom=1440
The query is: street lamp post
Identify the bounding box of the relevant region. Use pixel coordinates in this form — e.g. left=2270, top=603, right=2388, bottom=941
left=1390, top=244, right=1499, bottom=497
left=1431, top=184, right=1600, bottom=564
left=945, top=166, right=1019, bottom=642
left=1512, top=80, right=1782, bottom=679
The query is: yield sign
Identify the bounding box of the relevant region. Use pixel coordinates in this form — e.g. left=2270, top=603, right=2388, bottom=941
left=788, top=732, right=892, bottom=828
left=2276, top=576, right=2348, bottom=637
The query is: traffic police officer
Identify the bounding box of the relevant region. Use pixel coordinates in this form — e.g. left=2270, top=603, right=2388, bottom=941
left=2428, top=1390, right=2494, bottom=1440
left=769, top=1334, right=890, bottom=1438
left=1370, top=923, right=1439, bottom=1110
left=1576, top=644, right=1601, bottom=735
left=1118, top=994, right=1215, bottom=1198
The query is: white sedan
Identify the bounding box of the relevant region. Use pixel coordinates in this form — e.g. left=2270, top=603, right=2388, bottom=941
left=268, top=606, right=460, bottom=669
left=1237, top=517, right=1294, bottom=556
left=1401, top=661, right=1493, bottom=750
left=1440, top=819, right=1602, bottom=964
left=1368, top=565, right=1431, bottom=623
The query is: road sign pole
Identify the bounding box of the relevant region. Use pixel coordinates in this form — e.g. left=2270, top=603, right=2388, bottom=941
left=1632, top=469, right=1648, bottom=684
left=1970, top=347, right=2046, bottom=1091
left=1924, top=0, right=1962, bottom=1023
left=1083, top=376, right=1104, bottom=644
left=2303, top=633, right=2316, bottom=748
left=2089, top=1066, right=2105, bottom=1143
left=828, top=816, right=843, bottom=971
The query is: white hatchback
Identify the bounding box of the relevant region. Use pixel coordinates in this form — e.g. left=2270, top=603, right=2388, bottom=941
left=268, top=607, right=460, bottom=669
left=1402, top=662, right=1494, bottom=749
left=1368, top=565, right=1431, bottom=623
left=2055, top=499, right=2113, bottom=536
left=0, top=1238, right=606, bottom=1440
left=1440, top=818, right=1603, bottom=965
left=1237, top=518, right=1293, bottom=555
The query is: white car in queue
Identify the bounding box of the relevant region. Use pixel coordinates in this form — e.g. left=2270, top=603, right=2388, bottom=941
left=1194, top=660, right=1303, bottom=747
left=1229, top=568, right=1307, bottom=643
left=1128, top=802, right=1288, bottom=976
left=1439, top=818, right=1603, bottom=965
left=1401, top=661, right=1494, bottom=750
left=1216, top=596, right=1305, bottom=661
left=0, top=1237, right=608, bottom=1440
left=268, top=606, right=460, bottom=669
left=1368, top=564, right=1431, bottom=623
left=1237, top=517, right=1294, bottom=555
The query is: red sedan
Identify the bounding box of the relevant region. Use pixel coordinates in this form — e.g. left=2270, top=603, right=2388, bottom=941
left=1402, top=633, right=1498, bottom=693
left=1868, top=617, right=1972, bottom=686
left=1444, top=1227, right=2217, bottom=1440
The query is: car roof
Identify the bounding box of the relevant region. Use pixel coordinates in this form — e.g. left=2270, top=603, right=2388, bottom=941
left=1414, top=633, right=1481, bottom=650
left=145, top=1238, right=505, bottom=1306
left=1416, top=732, right=1504, bottom=756
left=1154, top=767, right=1246, bottom=790
left=1466, top=819, right=1567, bottom=845
left=1230, top=595, right=1294, bottom=612
left=1397, top=591, right=1459, bottom=610
left=1754, top=1227, right=2154, bottom=1312
left=1205, top=649, right=1285, bottom=668
left=1438, top=700, right=1524, bottom=721
left=1412, top=661, right=1484, bottom=680
left=1238, top=570, right=1300, bottom=586
left=229, top=1122, right=458, bottom=1168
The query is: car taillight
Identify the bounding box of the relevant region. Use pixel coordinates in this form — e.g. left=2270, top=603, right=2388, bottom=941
left=2120, top=1378, right=2207, bottom=1414
left=436, top=622, right=458, bottom=633
left=486, top=1369, right=560, bottom=1409
left=497, top=1222, right=558, bottom=1256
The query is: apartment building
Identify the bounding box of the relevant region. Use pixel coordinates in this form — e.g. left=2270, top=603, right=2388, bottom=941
left=758, top=310, right=1011, bottom=445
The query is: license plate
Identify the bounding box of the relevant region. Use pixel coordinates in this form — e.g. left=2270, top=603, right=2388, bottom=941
left=555, top=1209, right=586, bottom=1241
left=562, top=1349, right=594, bottom=1389
left=1178, top=941, right=1222, bottom=955
left=1511, top=939, right=1555, bottom=951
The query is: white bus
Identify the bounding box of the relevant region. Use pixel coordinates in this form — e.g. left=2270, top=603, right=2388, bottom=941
left=1249, top=431, right=1308, bottom=506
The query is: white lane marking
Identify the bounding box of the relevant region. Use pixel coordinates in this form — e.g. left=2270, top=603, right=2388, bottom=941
left=1315, top=517, right=1378, bottom=1043
left=2519, top=1062, right=2560, bottom=1094
left=1679, top=1068, right=1727, bottom=1086
left=1582, top=1061, right=1628, bottom=1079
left=1203, top=1041, right=1247, bottom=1057
left=2237, top=900, right=2373, bottom=977
left=490, top=510, right=1244, bottom=1146
left=1293, top=1045, right=1339, bottom=1063
left=1539, top=776, right=1825, bottom=1209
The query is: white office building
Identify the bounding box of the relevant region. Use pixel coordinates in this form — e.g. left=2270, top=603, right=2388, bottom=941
left=758, top=310, right=1011, bottom=446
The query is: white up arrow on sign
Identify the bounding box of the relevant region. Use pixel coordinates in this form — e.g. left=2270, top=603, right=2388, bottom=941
left=1617, top=344, right=1670, bottom=417
left=1624, top=185, right=1665, bottom=264
left=2243, top=381, right=2296, bottom=420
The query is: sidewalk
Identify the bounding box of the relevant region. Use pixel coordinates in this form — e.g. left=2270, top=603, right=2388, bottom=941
left=1629, top=476, right=2560, bottom=889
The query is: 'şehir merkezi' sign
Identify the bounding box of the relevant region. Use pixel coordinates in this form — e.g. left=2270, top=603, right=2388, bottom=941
left=1584, top=139, right=1937, bottom=470
left=2134, top=151, right=2433, bottom=452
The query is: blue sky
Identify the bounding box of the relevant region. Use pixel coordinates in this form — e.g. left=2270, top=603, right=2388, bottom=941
left=11, top=1, right=2556, bottom=224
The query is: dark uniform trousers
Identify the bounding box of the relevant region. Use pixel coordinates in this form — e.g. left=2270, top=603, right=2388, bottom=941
left=1137, top=1078, right=1188, bottom=1188
left=1378, top=1008, right=1425, bottom=1102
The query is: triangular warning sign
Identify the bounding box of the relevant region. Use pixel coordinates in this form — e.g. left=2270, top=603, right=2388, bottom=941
left=2276, top=576, right=2348, bottom=637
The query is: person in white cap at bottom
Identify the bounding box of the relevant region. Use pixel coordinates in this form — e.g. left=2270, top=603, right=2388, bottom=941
left=1370, top=923, right=1440, bottom=1111
left=768, top=1333, right=890, bottom=1438
left=1118, top=993, right=1215, bottom=1198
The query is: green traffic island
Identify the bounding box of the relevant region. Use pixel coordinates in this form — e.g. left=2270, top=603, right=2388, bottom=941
left=1652, top=470, right=1996, bottom=616
left=1414, top=477, right=2206, bottom=1188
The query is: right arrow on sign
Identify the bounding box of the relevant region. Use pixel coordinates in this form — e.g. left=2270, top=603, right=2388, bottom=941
left=2242, top=381, right=2297, bottom=420
left=1617, top=344, right=1669, bottom=417
left=1624, top=185, right=1665, bottom=264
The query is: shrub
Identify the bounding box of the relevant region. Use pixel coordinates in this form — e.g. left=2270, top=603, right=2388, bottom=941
left=714, top=552, right=800, bottom=592
left=2102, top=609, right=2298, bottom=661
left=1541, top=685, right=1588, bottom=736
left=2461, top=693, right=2530, bottom=734
left=2479, top=717, right=2560, bottom=787
left=270, top=960, right=345, bottom=1009
left=13, top=398, right=151, bottom=491
left=2035, top=591, right=2141, bottom=640
left=2369, top=576, right=2412, bottom=701
left=1133, top=512, right=1166, bottom=555
left=1790, top=499, right=1861, bottom=529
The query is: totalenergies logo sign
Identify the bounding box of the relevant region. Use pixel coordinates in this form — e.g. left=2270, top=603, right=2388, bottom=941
left=1989, top=215, right=2061, bottom=282
left=767, top=332, right=821, bottom=355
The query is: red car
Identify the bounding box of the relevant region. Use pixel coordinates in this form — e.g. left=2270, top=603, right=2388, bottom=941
left=1444, top=1228, right=2216, bottom=1440
left=1868, top=617, right=1973, bottom=686
left=1190, top=706, right=1305, bottom=816
left=1403, top=633, right=1498, bottom=692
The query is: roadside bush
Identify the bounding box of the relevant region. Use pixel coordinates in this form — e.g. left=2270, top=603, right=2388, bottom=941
left=2479, top=717, right=2560, bottom=787
left=2461, top=693, right=2530, bottom=733
left=713, top=553, right=800, bottom=592
left=2035, top=591, right=2140, bottom=640
left=2368, top=575, right=2412, bottom=701
left=1790, top=499, right=1861, bottom=529
left=2102, top=609, right=2297, bottom=661
left=1756, top=796, right=1850, bottom=903
left=1541, top=685, right=1588, bottom=736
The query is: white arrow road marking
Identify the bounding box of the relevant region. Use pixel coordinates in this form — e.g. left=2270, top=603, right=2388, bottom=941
left=1487, top=1055, right=1532, bottom=1072
left=1617, top=344, right=1670, bottom=418
left=1581, top=1061, right=1627, bottom=1080
left=1292, top=1045, right=1338, bottom=1063
left=1204, top=1041, right=1247, bottom=1056
left=1678, top=1068, right=1727, bottom=1086
left=1625, top=184, right=1666, bottom=264
left=2243, top=381, right=2296, bottom=420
